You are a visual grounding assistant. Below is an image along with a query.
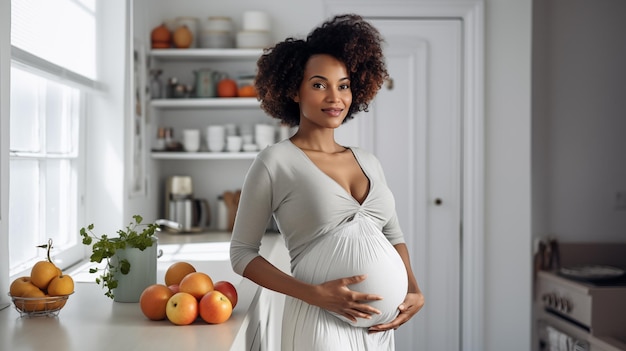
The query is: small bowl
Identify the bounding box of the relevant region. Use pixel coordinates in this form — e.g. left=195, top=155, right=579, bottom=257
left=9, top=292, right=73, bottom=318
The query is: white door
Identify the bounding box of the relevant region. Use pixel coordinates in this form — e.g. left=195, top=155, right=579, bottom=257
left=337, top=19, right=463, bottom=351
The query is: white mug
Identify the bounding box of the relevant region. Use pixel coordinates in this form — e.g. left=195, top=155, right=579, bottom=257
left=182, top=129, right=201, bottom=152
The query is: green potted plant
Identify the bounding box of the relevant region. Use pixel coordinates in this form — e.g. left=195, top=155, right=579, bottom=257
left=80, top=215, right=159, bottom=302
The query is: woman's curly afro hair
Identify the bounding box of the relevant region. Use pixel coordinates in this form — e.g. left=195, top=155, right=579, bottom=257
left=254, top=14, right=388, bottom=127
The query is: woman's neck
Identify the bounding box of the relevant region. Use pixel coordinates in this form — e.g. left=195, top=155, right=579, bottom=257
left=290, top=128, right=344, bottom=154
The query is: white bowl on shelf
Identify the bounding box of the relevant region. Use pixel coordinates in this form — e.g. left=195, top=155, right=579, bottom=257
left=200, top=30, right=234, bottom=48
left=236, top=30, right=271, bottom=49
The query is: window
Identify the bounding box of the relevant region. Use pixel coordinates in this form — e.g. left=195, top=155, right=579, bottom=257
left=9, top=0, right=97, bottom=276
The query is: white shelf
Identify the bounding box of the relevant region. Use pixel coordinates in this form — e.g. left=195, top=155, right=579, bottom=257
left=149, top=48, right=262, bottom=61
left=151, top=151, right=258, bottom=160
left=151, top=98, right=260, bottom=109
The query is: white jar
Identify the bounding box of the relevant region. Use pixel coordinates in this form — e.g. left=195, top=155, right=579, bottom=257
left=242, top=11, right=270, bottom=31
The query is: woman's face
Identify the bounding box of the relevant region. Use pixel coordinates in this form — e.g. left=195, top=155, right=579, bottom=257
left=294, top=54, right=352, bottom=130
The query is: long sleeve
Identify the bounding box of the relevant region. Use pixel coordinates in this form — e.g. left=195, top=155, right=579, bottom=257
left=229, top=156, right=274, bottom=275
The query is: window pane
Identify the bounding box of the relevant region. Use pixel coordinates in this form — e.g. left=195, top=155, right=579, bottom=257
left=9, top=67, right=41, bottom=152
left=11, top=0, right=97, bottom=79
left=46, top=80, right=79, bottom=154
left=8, top=160, right=41, bottom=268
left=46, top=159, right=76, bottom=248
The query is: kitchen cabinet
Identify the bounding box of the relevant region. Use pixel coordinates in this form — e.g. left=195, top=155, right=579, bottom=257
left=147, top=48, right=274, bottom=226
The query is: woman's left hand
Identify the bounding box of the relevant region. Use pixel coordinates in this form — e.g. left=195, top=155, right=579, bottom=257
left=368, top=291, right=425, bottom=333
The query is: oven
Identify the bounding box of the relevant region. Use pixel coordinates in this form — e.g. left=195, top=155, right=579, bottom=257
left=534, top=243, right=626, bottom=351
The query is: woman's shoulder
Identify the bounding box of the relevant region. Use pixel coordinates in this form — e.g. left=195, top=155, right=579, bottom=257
left=348, top=146, right=380, bottom=164
left=254, top=139, right=301, bottom=167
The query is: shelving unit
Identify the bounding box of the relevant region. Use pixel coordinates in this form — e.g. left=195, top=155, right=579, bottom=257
left=151, top=97, right=259, bottom=110
left=149, top=48, right=263, bottom=61
left=151, top=151, right=258, bottom=160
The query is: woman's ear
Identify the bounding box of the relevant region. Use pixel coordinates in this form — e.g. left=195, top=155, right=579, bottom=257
left=293, top=93, right=300, bottom=103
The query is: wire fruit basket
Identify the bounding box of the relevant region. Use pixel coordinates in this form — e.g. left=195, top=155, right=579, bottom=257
left=8, top=292, right=73, bottom=317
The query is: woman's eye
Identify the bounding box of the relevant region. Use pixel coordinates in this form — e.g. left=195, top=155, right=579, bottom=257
left=313, top=82, right=325, bottom=89
left=339, top=84, right=350, bottom=90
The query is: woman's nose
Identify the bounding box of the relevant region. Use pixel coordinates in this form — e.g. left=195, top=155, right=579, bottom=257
left=325, top=89, right=340, bottom=102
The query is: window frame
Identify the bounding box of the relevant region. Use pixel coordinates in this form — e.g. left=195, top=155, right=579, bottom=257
left=8, top=61, right=88, bottom=278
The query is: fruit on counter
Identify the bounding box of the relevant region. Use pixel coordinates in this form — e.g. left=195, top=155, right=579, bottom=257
left=9, top=276, right=40, bottom=297
left=173, top=25, right=193, bottom=49
left=140, top=284, right=175, bottom=321
left=237, top=85, right=257, bottom=98
left=198, top=290, right=232, bottom=324
left=8, top=239, right=75, bottom=314
left=151, top=23, right=172, bottom=49
left=21, top=288, right=47, bottom=312
left=179, top=272, right=214, bottom=300
left=30, top=260, right=59, bottom=289
left=214, top=280, right=238, bottom=308
left=217, top=78, right=238, bottom=97
left=47, top=274, right=75, bottom=296
left=139, top=274, right=238, bottom=325
left=164, top=261, right=196, bottom=286
left=166, top=292, right=198, bottom=325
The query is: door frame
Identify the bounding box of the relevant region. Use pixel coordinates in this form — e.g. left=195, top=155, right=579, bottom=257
left=325, top=2, right=485, bottom=350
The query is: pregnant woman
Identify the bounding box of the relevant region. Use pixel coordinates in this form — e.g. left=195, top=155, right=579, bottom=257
left=230, top=14, right=424, bottom=350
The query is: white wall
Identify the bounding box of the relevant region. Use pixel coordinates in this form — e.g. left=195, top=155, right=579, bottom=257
left=533, top=0, right=626, bottom=243
left=484, top=0, right=532, bottom=350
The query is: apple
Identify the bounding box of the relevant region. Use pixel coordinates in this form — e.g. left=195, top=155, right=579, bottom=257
left=140, top=284, right=174, bottom=321
left=166, top=292, right=198, bottom=326
left=214, top=281, right=238, bottom=308
left=179, top=272, right=214, bottom=300
left=199, top=290, right=232, bottom=324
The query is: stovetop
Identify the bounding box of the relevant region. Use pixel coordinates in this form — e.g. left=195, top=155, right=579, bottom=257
left=558, top=273, right=626, bottom=287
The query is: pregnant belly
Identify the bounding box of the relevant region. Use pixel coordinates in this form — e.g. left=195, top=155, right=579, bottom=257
left=293, top=217, right=408, bottom=328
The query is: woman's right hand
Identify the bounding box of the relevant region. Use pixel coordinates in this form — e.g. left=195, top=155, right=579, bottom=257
left=307, top=274, right=383, bottom=322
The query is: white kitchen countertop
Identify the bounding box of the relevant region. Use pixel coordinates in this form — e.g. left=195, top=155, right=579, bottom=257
left=0, top=231, right=286, bottom=351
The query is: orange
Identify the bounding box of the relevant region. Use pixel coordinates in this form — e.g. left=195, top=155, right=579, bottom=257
left=217, top=79, right=238, bottom=97
left=179, top=272, right=214, bottom=300
left=20, top=289, right=46, bottom=312
left=237, top=85, right=257, bottom=98
left=30, top=261, right=59, bottom=290
left=47, top=274, right=75, bottom=296
left=9, top=276, right=40, bottom=297
left=199, top=290, right=232, bottom=324
left=164, top=262, right=196, bottom=287
left=140, top=284, right=174, bottom=321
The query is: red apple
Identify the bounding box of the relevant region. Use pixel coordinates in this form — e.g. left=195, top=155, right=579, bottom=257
left=168, top=284, right=180, bottom=294
left=166, top=292, right=198, bottom=325
left=214, top=280, right=238, bottom=308
left=179, top=272, right=214, bottom=300
left=140, top=284, right=174, bottom=321
left=199, top=290, right=232, bottom=324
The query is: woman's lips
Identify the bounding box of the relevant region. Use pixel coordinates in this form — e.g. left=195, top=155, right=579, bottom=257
left=322, top=108, right=343, bottom=117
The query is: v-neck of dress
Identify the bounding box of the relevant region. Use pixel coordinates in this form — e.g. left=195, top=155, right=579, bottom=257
left=287, top=139, right=371, bottom=205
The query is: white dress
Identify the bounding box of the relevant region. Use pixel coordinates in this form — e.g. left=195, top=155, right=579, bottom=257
left=230, top=140, right=408, bottom=351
